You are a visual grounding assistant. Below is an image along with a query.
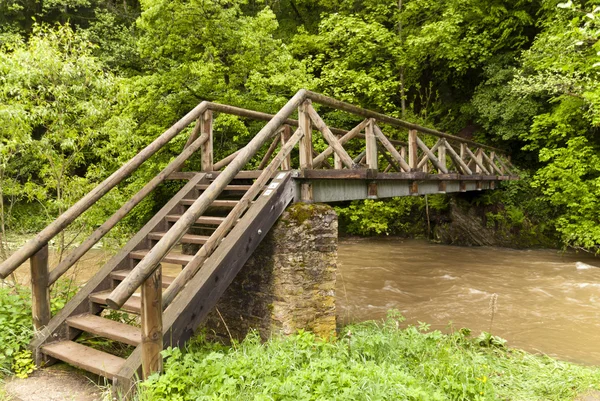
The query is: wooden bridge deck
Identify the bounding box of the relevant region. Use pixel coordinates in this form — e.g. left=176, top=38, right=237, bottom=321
left=0, top=90, right=517, bottom=396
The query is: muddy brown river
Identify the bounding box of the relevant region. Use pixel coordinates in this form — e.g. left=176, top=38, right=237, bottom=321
left=7, top=237, right=600, bottom=366
left=337, top=238, right=600, bottom=366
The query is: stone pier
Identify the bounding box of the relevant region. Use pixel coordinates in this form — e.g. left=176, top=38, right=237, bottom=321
left=203, top=203, right=338, bottom=341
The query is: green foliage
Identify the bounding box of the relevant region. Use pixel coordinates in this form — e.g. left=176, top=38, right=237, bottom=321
left=336, top=196, right=447, bottom=236
left=0, top=23, right=135, bottom=234
left=0, top=279, right=77, bottom=378
left=0, top=284, right=33, bottom=376
left=139, top=313, right=600, bottom=401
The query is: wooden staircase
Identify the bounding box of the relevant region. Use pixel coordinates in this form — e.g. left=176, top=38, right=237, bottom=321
left=29, top=172, right=294, bottom=395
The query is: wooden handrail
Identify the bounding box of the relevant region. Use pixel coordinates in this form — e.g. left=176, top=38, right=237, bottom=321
left=105, top=89, right=310, bottom=309
left=0, top=101, right=211, bottom=279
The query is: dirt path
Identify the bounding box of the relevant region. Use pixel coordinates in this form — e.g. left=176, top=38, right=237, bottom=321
left=3, top=366, right=104, bottom=401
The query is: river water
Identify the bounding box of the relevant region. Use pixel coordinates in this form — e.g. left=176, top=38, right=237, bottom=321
left=336, top=238, right=600, bottom=366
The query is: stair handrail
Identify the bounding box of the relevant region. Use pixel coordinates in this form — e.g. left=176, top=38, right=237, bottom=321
left=0, top=101, right=212, bottom=279
left=105, top=89, right=310, bottom=309
left=46, top=132, right=211, bottom=285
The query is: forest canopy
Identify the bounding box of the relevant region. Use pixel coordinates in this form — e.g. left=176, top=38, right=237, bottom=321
left=0, top=0, right=598, bottom=253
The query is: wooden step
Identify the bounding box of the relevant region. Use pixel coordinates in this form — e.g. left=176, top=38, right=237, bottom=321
left=67, top=314, right=141, bottom=346
left=180, top=199, right=239, bottom=208
left=196, top=184, right=252, bottom=192
left=166, top=214, right=226, bottom=226
left=148, top=231, right=210, bottom=244
left=41, top=341, right=125, bottom=378
left=110, top=269, right=176, bottom=289
left=129, top=249, right=193, bottom=265
left=90, top=291, right=141, bottom=314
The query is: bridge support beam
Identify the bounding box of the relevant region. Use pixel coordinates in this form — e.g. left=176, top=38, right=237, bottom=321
left=204, top=203, right=338, bottom=341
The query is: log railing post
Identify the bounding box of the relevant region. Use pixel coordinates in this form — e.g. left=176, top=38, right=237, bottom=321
left=31, top=244, right=50, bottom=331
left=281, top=125, right=292, bottom=170
left=334, top=136, right=343, bottom=170
left=141, top=265, right=163, bottom=379
left=475, top=148, right=483, bottom=174
left=365, top=120, right=378, bottom=170
left=438, top=142, right=446, bottom=174
left=408, top=130, right=418, bottom=171
left=298, top=100, right=313, bottom=202
left=200, top=110, right=213, bottom=172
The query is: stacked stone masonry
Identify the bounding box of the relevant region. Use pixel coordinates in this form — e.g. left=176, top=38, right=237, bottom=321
left=203, top=203, right=338, bottom=341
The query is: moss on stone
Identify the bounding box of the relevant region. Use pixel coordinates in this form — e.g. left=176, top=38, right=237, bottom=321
left=282, top=203, right=330, bottom=226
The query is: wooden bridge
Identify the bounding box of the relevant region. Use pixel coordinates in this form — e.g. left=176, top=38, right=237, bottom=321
left=0, top=90, right=516, bottom=396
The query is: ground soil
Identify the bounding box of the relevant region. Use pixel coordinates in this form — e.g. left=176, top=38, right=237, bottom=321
left=3, top=365, right=103, bottom=401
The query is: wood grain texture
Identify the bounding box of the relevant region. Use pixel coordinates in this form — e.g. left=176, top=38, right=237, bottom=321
left=141, top=267, right=163, bottom=379
left=31, top=245, right=50, bottom=331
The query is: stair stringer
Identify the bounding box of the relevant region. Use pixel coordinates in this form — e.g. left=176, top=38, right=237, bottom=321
left=30, top=173, right=208, bottom=363
left=112, top=173, right=295, bottom=396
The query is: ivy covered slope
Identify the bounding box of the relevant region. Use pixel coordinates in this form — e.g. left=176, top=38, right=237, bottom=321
left=140, top=313, right=600, bottom=401
left=1, top=0, right=599, bottom=253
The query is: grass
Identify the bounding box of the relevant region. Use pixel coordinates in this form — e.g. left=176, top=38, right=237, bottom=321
left=138, top=312, right=600, bottom=401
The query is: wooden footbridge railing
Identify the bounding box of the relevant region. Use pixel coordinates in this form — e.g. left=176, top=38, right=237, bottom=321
left=0, top=90, right=515, bottom=396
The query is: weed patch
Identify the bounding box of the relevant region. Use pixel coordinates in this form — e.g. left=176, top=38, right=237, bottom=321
left=139, top=312, right=600, bottom=401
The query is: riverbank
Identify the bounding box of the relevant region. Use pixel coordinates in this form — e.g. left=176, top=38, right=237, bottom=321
left=138, top=313, right=600, bottom=401
left=337, top=237, right=600, bottom=366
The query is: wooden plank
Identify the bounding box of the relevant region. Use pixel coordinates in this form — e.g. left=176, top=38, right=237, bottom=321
left=166, top=172, right=198, bottom=180
left=130, top=249, right=193, bottom=266
left=196, top=184, right=251, bottom=192
left=165, top=215, right=226, bottom=226
left=67, top=314, right=141, bottom=347
left=148, top=232, right=210, bottom=244
left=306, top=104, right=355, bottom=169
left=171, top=171, right=263, bottom=180
left=31, top=245, right=50, bottom=331
left=29, top=174, right=206, bottom=355
left=141, top=267, right=163, bottom=379
left=180, top=199, right=239, bottom=208
left=42, top=341, right=125, bottom=379
left=200, top=110, right=213, bottom=171
left=373, top=124, right=411, bottom=172
left=298, top=169, right=370, bottom=180
left=111, top=270, right=175, bottom=288
left=365, top=120, right=378, bottom=170
left=90, top=291, right=141, bottom=314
